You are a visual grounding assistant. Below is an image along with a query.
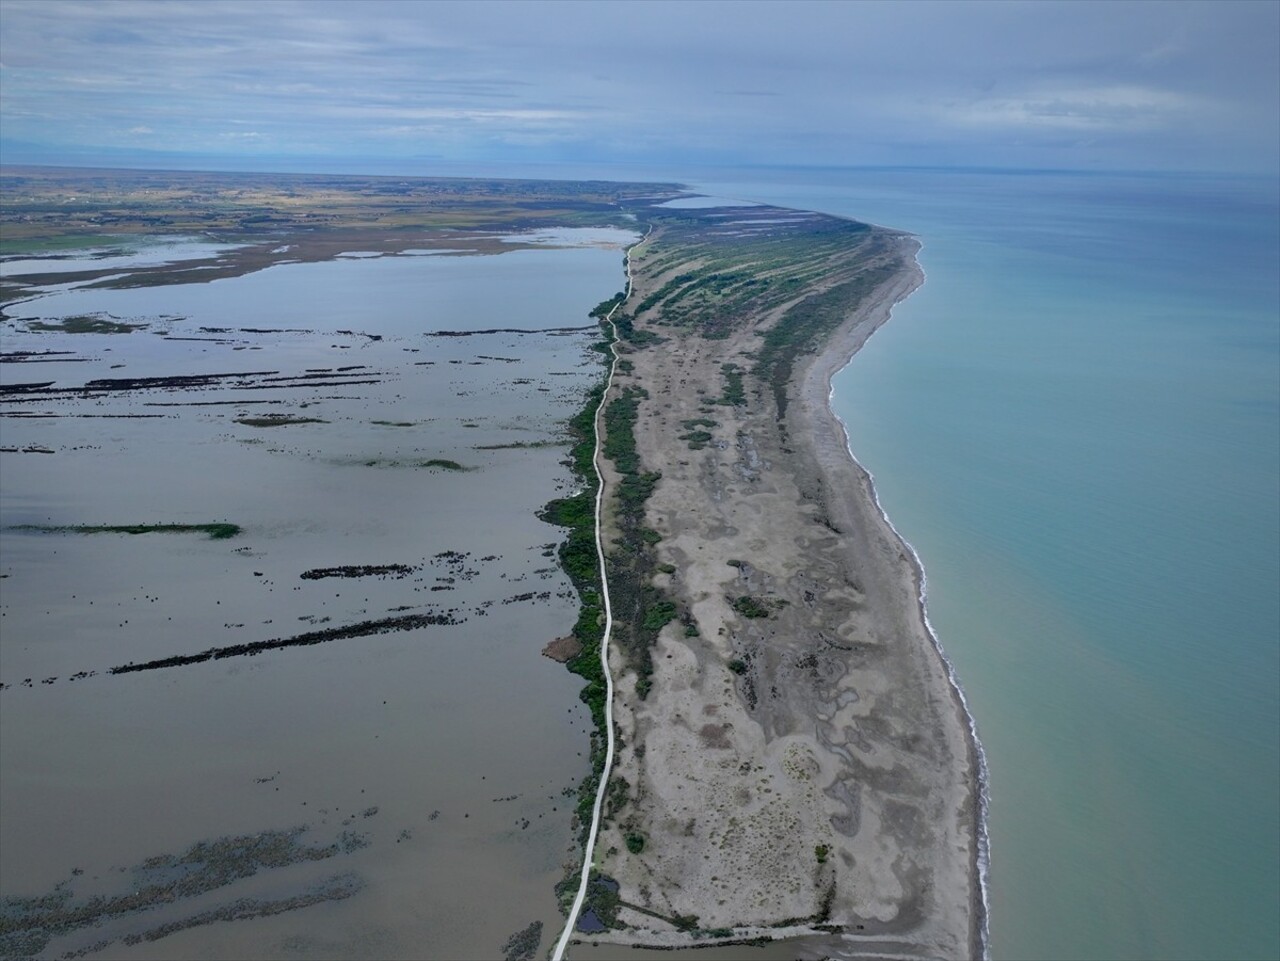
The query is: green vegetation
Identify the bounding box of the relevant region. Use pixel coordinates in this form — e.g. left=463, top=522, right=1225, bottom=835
left=598, top=383, right=680, bottom=701
left=605, top=776, right=631, bottom=822
left=539, top=355, right=610, bottom=847
left=679, top=414, right=720, bottom=449
left=611, top=311, right=662, bottom=347
left=625, top=832, right=646, bottom=855
left=631, top=211, right=872, bottom=341
left=589, top=292, right=626, bottom=319
left=13, top=522, right=240, bottom=540
left=642, top=600, right=678, bottom=631
left=582, top=873, right=622, bottom=929
left=732, top=596, right=772, bottom=619
left=728, top=659, right=748, bottom=675
left=751, top=259, right=896, bottom=418
left=421, top=458, right=468, bottom=471
left=718, top=363, right=746, bottom=406
left=815, top=844, right=830, bottom=864
left=27, top=314, right=145, bottom=334
left=678, top=429, right=714, bottom=449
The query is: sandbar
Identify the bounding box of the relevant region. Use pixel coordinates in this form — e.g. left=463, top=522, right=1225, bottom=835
left=575, top=205, right=984, bottom=959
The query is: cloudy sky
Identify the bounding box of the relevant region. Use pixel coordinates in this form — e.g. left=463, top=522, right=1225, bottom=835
left=1, top=0, right=1277, bottom=175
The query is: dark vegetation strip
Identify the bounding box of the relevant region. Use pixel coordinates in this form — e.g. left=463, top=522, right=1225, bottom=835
left=235, top=415, right=328, bottom=427
left=109, top=612, right=461, bottom=674
left=13, top=522, right=240, bottom=540
left=751, top=258, right=897, bottom=419
left=0, top=828, right=361, bottom=959
left=424, top=325, right=595, bottom=337
left=539, top=367, right=609, bottom=844
left=599, top=385, right=679, bottom=701
left=300, top=564, right=417, bottom=580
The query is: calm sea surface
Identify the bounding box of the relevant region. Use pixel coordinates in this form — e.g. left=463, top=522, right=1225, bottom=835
left=685, top=168, right=1279, bottom=961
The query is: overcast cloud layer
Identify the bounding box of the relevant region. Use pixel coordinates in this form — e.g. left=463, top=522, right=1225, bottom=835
left=1, top=0, right=1277, bottom=174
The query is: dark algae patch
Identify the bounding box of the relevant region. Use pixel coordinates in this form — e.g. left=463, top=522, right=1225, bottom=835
left=13, top=522, right=240, bottom=540
left=0, top=828, right=366, bottom=958
left=234, top=414, right=328, bottom=427
left=110, top=611, right=463, bottom=674
left=500, top=920, right=543, bottom=961
left=300, top=563, right=418, bottom=580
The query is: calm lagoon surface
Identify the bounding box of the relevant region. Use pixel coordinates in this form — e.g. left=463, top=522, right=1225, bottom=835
left=688, top=168, right=1280, bottom=961
left=0, top=229, right=634, bottom=959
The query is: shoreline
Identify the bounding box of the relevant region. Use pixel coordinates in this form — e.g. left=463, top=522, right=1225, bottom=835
left=803, top=242, right=990, bottom=959
left=572, top=210, right=983, bottom=959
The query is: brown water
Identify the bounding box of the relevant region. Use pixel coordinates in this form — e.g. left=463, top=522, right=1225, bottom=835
left=0, top=230, right=633, bottom=959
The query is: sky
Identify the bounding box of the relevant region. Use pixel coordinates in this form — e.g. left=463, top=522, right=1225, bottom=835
left=1, top=0, right=1277, bottom=176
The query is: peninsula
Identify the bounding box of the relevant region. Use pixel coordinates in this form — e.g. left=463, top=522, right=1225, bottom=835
left=0, top=168, right=982, bottom=961
left=555, top=199, right=985, bottom=959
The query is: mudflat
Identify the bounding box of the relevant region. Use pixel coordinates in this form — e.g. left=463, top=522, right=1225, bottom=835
left=578, top=204, right=983, bottom=959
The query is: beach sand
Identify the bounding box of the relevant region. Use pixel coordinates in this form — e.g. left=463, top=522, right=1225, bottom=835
left=579, top=222, right=984, bottom=959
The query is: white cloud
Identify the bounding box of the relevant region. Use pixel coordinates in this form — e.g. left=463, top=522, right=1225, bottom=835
left=942, top=85, right=1207, bottom=132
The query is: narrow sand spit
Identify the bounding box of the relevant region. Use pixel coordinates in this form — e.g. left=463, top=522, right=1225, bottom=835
left=579, top=219, right=984, bottom=959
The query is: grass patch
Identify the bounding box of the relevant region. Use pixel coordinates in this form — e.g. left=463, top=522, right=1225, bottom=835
left=27, top=314, right=145, bottom=334
left=642, top=600, right=677, bottom=631
left=718, top=363, right=746, bottom=406
left=732, top=595, right=772, bottom=619
left=678, top=429, right=714, bottom=449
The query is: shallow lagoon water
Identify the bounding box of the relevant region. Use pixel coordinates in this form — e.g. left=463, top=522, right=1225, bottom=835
left=0, top=229, right=634, bottom=959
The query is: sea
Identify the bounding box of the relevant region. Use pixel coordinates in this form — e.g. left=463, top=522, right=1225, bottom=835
left=677, top=166, right=1279, bottom=961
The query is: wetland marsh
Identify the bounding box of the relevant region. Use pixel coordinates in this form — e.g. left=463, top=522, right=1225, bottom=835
left=0, top=178, right=650, bottom=959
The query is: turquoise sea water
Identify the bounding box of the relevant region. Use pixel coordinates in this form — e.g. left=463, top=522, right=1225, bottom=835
left=685, top=168, right=1279, bottom=960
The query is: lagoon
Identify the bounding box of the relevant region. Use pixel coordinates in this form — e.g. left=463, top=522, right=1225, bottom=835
left=0, top=228, right=633, bottom=959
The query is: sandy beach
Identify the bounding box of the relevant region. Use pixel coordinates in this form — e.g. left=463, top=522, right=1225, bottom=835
left=576, top=210, right=984, bottom=959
